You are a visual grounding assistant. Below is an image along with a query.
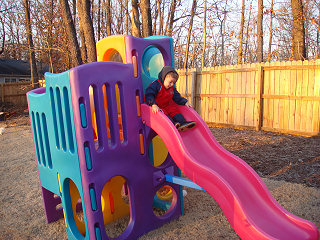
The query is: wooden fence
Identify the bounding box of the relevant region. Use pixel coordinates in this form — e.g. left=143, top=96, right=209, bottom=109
left=1, top=61, right=319, bottom=136
left=0, top=82, right=34, bottom=106
left=177, top=60, right=320, bottom=137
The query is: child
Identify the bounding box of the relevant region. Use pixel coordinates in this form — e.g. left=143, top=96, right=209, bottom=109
left=144, top=66, right=196, bottom=131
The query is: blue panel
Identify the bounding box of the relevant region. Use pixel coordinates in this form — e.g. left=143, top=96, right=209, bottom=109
left=153, top=195, right=171, bottom=211
left=84, top=146, right=92, bottom=170
left=80, top=103, right=87, bottom=128
left=90, top=187, right=97, bottom=211
left=165, top=174, right=205, bottom=191
left=95, top=226, right=102, bottom=240
left=41, top=113, right=52, bottom=169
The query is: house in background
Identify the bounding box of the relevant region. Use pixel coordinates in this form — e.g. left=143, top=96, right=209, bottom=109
left=0, top=59, right=48, bottom=106
left=0, top=58, right=48, bottom=84
left=0, top=59, right=32, bottom=83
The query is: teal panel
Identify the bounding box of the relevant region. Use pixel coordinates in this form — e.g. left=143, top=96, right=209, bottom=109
left=27, top=70, right=89, bottom=239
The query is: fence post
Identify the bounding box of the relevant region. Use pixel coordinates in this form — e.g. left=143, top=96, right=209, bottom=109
left=256, top=65, right=264, bottom=130
left=191, top=69, right=198, bottom=110
left=1, top=83, right=4, bottom=103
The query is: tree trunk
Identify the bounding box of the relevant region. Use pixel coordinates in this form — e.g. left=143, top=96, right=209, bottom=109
left=191, top=40, right=198, bottom=68
left=140, top=0, right=152, bottom=37
left=201, top=0, right=206, bottom=68
left=237, top=0, right=245, bottom=64
left=24, top=0, right=39, bottom=88
left=77, top=1, right=87, bottom=63
left=126, top=0, right=129, bottom=35
left=291, top=0, right=306, bottom=60
left=156, top=0, right=162, bottom=35
left=244, top=3, right=252, bottom=63
left=268, top=0, right=274, bottom=61
left=97, top=0, right=101, bottom=40
left=183, top=0, right=196, bottom=69
left=59, top=0, right=82, bottom=66
left=219, top=0, right=228, bottom=65
left=257, top=0, right=263, bottom=62
left=131, top=0, right=141, bottom=37
left=79, top=27, right=87, bottom=63
left=47, top=0, right=54, bottom=72
left=167, top=0, right=176, bottom=36
left=77, top=0, right=97, bottom=62
left=105, top=0, right=112, bottom=36
left=72, top=0, right=76, bottom=22
left=316, top=2, right=320, bottom=59
left=119, top=0, right=124, bottom=34
left=0, top=20, right=4, bottom=55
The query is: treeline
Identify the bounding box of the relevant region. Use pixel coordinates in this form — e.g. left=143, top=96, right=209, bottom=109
left=0, top=0, right=319, bottom=85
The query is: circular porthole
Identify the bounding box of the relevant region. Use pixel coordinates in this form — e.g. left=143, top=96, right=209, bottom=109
left=103, top=49, right=123, bottom=63
left=69, top=180, right=86, bottom=236
left=141, top=46, right=164, bottom=80
left=102, top=176, right=130, bottom=239
left=153, top=185, right=177, bottom=218
left=148, top=135, right=169, bottom=167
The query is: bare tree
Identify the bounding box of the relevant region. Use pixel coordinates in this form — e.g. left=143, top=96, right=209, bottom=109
left=183, top=0, right=196, bottom=69
left=257, top=0, right=263, bottom=62
left=267, top=0, right=274, bottom=61
left=46, top=0, right=54, bottom=72
left=125, top=0, right=130, bottom=35
left=0, top=15, right=5, bottom=55
left=131, top=0, right=141, bottom=37
left=59, top=0, right=82, bottom=66
left=79, top=27, right=87, bottom=63
left=244, top=3, right=252, bottom=63
left=140, top=0, right=152, bottom=37
left=24, top=0, right=38, bottom=87
left=3, top=0, right=320, bottom=73
left=291, top=0, right=306, bottom=60
left=77, top=0, right=97, bottom=62
left=316, top=2, right=320, bottom=59
left=97, top=0, right=101, bottom=40
left=166, top=0, right=176, bottom=36
left=237, top=0, right=245, bottom=64
left=106, top=0, right=112, bottom=36
left=216, top=0, right=228, bottom=66
left=156, top=0, right=163, bottom=35
left=76, top=0, right=87, bottom=62
left=201, top=0, right=207, bottom=68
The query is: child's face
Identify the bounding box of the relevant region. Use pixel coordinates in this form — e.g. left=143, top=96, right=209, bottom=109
left=163, top=75, right=177, bottom=89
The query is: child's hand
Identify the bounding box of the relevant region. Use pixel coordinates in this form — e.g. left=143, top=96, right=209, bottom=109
left=185, top=102, right=193, bottom=108
left=152, top=104, right=160, bottom=114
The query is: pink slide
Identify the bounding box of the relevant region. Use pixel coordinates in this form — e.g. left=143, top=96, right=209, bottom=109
left=141, top=104, right=319, bottom=240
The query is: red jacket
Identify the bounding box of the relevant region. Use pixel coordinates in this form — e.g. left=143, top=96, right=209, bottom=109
left=144, top=79, right=187, bottom=116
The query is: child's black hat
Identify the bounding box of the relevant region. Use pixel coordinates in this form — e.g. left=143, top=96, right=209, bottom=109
left=158, top=66, right=179, bottom=83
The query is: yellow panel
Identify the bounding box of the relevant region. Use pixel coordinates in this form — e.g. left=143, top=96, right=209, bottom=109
left=101, top=176, right=130, bottom=224
left=96, top=35, right=127, bottom=63
left=156, top=185, right=173, bottom=201
left=69, top=180, right=86, bottom=235
left=152, top=136, right=168, bottom=167
left=89, top=86, right=98, bottom=141
left=57, top=173, right=62, bottom=193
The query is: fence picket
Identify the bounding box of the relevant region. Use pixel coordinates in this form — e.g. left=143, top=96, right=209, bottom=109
left=289, top=61, right=297, bottom=131
left=313, top=59, right=320, bottom=134
left=307, top=61, right=315, bottom=132
left=301, top=61, right=309, bottom=132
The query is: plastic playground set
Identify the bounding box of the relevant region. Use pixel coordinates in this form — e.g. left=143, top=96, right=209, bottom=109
left=27, top=35, right=319, bottom=240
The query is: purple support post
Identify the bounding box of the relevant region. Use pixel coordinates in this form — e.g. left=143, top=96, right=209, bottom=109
left=69, top=61, right=181, bottom=239
left=41, top=187, right=63, bottom=223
